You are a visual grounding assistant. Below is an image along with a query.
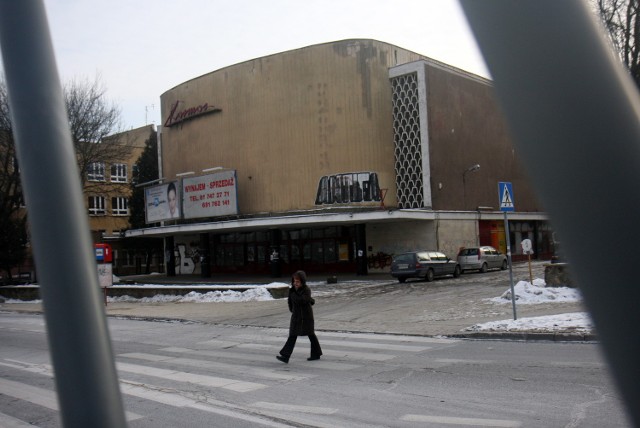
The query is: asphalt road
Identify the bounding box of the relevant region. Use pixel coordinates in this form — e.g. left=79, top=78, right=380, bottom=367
left=0, top=312, right=628, bottom=427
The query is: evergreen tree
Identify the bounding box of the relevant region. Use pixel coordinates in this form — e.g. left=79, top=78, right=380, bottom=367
left=127, top=129, right=162, bottom=274
left=129, top=129, right=159, bottom=228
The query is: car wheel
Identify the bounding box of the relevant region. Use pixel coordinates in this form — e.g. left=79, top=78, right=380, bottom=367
left=480, top=263, right=488, bottom=273
left=398, top=277, right=406, bottom=283
left=425, top=269, right=435, bottom=282
left=501, top=260, right=508, bottom=270
left=453, top=265, right=461, bottom=278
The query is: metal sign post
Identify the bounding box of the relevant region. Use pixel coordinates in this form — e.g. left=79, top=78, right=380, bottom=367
left=499, top=182, right=517, bottom=320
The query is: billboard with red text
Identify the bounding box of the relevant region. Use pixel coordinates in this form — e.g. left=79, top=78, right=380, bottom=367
left=182, top=170, right=239, bottom=219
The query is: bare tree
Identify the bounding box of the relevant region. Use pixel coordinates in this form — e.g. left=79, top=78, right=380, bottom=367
left=1, top=75, right=131, bottom=277
left=64, top=76, right=133, bottom=193
left=596, top=0, right=640, bottom=87
left=0, top=80, right=28, bottom=280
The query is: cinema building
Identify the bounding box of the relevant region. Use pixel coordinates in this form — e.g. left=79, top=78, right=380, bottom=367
left=126, top=39, right=551, bottom=277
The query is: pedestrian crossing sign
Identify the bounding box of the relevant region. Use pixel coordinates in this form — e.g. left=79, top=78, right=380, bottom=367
left=498, top=182, right=515, bottom=212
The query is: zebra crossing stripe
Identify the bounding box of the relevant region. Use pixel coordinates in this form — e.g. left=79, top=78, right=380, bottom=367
left=159, top=347, right=361, bottom=370
left=0, top=378, right=59, bottom=411
left=0, top=378, right=143, bottom=422
left=116, top=361, right=267, bottom=392
left=0, top=410, right=43, bottom=427
left=252, top=402, right=338, bottom=415
left=236, top=342, right=397, bottom=361
left=233, top=333, right=432, bottom=352
left=319, top=331, right=458, bottom=344
left=401, top=414, right=522, bottom=427
left=120, top=380, right=295, bottom=428
left=119, top=352, right=309, bottom=381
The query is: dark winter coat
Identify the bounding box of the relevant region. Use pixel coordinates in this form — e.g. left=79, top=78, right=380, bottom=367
left=288, top=284, right=316, bottom=337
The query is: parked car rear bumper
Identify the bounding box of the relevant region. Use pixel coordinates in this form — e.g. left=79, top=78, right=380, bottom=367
left=460, top=262, right=483, bottom=270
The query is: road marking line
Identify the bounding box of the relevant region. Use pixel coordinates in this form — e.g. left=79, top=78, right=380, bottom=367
left=116, top=361, right=267, bottom=392
left=0, top=411, right=39, bottom=427
left=401, top=414, right=522, bottom=427
left=119, top=352, right=309, bottom=381
left=0, top=326, right=45, bottom=334
left=319, top=331, right=458, bottom=344
left=120, top=381, right=294, bottom=428
left=0, top=378, right=58, bottom=411
left=251, top=402, right=338, bottom=415
left=196, top=339, right=241, bottom=348
left=237, top=342, right=397, bottom=361
left=160, top=347, right=361, bottom=370
left=434, top=358, right=495, bottom=365
left=241, top=335, right=430, bottom=352
left=0, top=378, right=143, bottom=422
left=299, top=338, right=430, bottom=352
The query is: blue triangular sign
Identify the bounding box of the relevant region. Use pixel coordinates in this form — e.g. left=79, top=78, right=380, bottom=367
left=499, top=182, right=515, bottom=212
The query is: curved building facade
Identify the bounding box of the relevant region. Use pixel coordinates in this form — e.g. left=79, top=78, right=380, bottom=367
left=128, top=39, right=551, bottom=277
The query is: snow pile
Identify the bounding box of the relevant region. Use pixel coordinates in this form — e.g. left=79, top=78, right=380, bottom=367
left=466, top=278, right=591, bottom=333
left=108, top=286, right=276, bottom=303
left=464, top=312, right=593, bottom=333
left=489, top=279, right=582, bottom=304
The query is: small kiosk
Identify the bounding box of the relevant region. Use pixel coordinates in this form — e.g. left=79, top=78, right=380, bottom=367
left=94, top=243, right=113, bottom=305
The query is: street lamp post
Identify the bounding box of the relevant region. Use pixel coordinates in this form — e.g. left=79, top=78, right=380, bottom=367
left=462, top=163, right=481, bottom=210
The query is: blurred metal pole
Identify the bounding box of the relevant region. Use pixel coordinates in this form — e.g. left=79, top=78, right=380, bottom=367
left=461, top=1, right=640, bottom=425
left=0, top=1, right=127, bottom=427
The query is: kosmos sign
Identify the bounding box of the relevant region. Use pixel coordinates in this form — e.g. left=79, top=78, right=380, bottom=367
left=164, top=100, right=222, bottom=127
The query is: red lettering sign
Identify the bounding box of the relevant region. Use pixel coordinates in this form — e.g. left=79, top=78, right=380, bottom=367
left=164, top=100, right=222, bottom=127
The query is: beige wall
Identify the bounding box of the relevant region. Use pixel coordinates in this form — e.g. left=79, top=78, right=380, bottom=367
left=88, top=125, right=152, bottom=238
left=366, top=218, right=480, bottom=272
left=160, top=40, right=432, bottom=215
left=366, top=221, right=437, bottom=272
left=435, top=219, right=478, bottom=258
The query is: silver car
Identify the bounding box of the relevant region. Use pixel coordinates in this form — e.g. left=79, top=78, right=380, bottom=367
left=457, top=246, right=508, bottom=273
left=390, top=251, right=461, bottom=283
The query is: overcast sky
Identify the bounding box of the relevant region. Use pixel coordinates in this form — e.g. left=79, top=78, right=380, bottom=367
left=12, top=1, right=488, bottom=130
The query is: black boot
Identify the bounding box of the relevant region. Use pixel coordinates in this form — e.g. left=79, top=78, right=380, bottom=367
left=276, top=355, right=289, bottom=363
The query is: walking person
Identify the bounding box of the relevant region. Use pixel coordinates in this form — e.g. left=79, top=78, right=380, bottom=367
left=277, top=270, right=323, bottom=363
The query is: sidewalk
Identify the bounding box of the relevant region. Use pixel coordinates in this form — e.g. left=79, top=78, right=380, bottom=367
left=0, top=264, right=594, bottom=342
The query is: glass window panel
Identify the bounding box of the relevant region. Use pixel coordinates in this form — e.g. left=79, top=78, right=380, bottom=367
left=312, top=242, right=323, bottom=263
left=279, top=245, right=289, bottom=263
left=291, top=244, right=300, bottom=261
left=324, top=227, right=337, bottom=238
left=324, top=240, right=337, bottom=263
left=233, top=245, right=244, bottom=266
left=110, top=163, right=127, bottom=182
left=88, top=196, right=106, bottom=215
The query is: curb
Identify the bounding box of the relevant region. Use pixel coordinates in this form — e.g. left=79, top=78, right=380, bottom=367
left=449, top=331, right=597, bottom=342
left=0, top=285, right=290, bottom=301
